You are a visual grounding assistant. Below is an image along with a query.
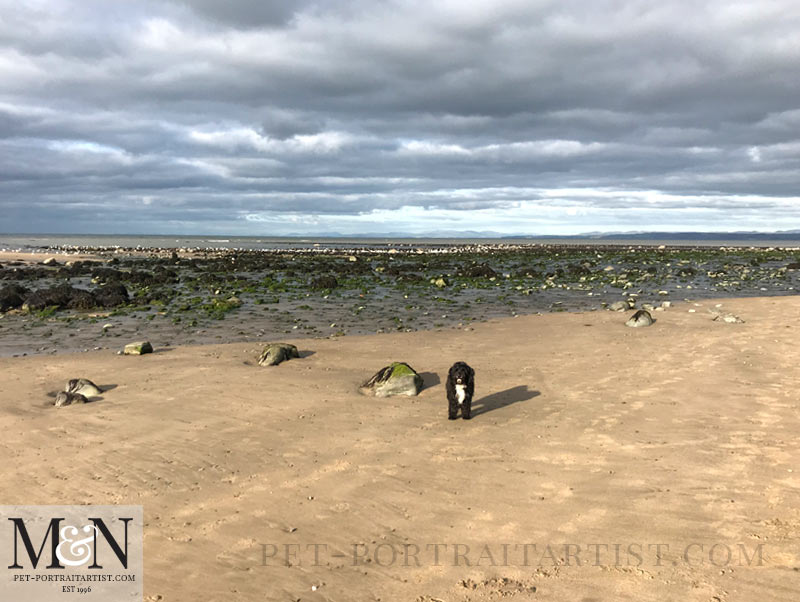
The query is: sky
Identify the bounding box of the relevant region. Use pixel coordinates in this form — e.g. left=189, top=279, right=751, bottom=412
left=2, top=0, right=800, bottom=236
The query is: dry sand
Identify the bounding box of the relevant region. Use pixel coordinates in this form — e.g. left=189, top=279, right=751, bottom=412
left=1, top=296, right=799, bottom=601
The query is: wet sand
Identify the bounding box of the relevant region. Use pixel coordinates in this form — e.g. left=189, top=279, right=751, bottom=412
left=1, top=295, right=798, bottom=600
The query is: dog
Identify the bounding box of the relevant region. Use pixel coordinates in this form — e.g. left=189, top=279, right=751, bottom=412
left=447, top=361, right=475, bottom=420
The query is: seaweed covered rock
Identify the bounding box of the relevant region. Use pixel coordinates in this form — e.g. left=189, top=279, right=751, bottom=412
left=459, top=263, right=498, bottom=278
left=360, top=362, right=423, bottom=397
left=23, top=284, right=94, bottom=311
left=0, top=284, right=29, bottom=311
left=258, top=343, right=300, bottom=366
left=124, top=341, right=153, bottom=355
left=94, top=282, right=129, bottom=308
left=311, top=276, right=338, bottom=290
left=608, top=300, right=631, bottom=312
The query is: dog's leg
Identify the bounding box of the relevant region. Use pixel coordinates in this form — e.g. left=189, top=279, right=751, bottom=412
left=447, top=386, right=459, bottom=419
left=462, top=395, right=472, bottom=420
left=448, top=397, right=459, bottom=419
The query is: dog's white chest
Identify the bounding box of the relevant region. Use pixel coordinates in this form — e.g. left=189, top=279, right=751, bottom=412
left=455, top=384, right=466, bottom=404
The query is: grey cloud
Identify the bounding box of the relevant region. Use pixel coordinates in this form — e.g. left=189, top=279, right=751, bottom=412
left=1, top=0, right=800, bottom=234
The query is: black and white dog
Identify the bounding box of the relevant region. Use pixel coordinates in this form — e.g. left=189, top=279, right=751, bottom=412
left=447, top=361, right=475, bottom=420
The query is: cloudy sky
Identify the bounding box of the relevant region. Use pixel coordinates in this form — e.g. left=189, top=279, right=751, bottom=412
left=2, top=0, right=800, bottom=236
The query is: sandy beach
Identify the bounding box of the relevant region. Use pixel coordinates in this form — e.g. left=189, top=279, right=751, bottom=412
left=1, top=294, right=799, bottom=600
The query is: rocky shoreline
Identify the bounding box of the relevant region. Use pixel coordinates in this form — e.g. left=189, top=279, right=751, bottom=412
left=1, top=242, right=798, bottom=356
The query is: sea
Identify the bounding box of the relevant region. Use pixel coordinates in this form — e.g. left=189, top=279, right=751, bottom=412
left=2, top=233, right=800, bottom=252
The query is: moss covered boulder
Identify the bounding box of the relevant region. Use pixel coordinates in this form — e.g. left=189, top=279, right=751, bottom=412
left=360, top=362, right=423, bottom=397
left=258, top=343, right=300, bottom=366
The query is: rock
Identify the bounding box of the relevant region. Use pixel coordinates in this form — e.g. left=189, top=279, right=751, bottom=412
left=42, top=257, right=59, bottom=266
left=713, top=313, right=744, bottom=324
left=23, top=284, right=95, bottom=311
left=608, top=301, right=629, bottom=312
left=258, top=343, right=300, bottom=366
left=786, top=262, right=800, bottom=270
left=54, top=391, right=88, bottom=407
left=661, top=301, right=671, bottom=308
left=124, top=341, right=153, bottom=355
left=625, top=309, right=654, bottom=328
left=66, top=378, right=103, bottom=397
left=642, top=303, right=655, bottom=311
left=311, top=276, right=338, bottom=290
left=658, top=290, right=669, bottom=296
left=93, top=283, right=129, bottom=308
left=460, top=264, right=498, bottom=278
left=0, top=284, right=29, bottom=311
left=431, top=277, right=448, bottom=288
left=360, top=362, right=423, bottom=397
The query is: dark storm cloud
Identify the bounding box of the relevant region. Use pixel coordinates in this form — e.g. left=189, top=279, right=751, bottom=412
left=1, top=0, right=800, bottom=235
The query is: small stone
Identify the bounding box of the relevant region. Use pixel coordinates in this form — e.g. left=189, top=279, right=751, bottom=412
left=713, top=313, right=744, bottom=324
left=124, top=341, right=153, bottom=355
left=608, top=301, right=629, bottom=312
left=54, top=391, right=88, bottom=407
left=42, top=257, right=59, bottom=266
left=658, top=290, right=669, bottom=296
left=66, top=378, right=102, bottom=397
left=661, top=301, right=671, bottom=308
left=625, top=309, right=654, bottom=328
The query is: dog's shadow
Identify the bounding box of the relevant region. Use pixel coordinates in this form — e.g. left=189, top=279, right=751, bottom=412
left=471, top=386, right=540, bottom=417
